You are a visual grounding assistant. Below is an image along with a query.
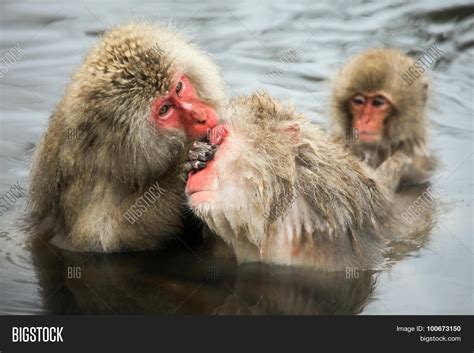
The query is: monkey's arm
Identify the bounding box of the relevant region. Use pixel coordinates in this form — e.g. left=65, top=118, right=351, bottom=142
left=373, top=150, right=412, bottom=192
left=53, top=177, right=184, bottom=252
left=400, top=153, right=437, bottom=186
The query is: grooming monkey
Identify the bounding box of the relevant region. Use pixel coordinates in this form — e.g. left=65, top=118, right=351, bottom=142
left=28, top=23, right=226, bottom=252
left=330, top=48, right=437, bottom=191
left=186, top=92, right=409, bottom=271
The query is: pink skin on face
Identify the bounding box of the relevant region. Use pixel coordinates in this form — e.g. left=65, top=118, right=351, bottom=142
left=186, top=125, right=229, bottom=204
left=350, top=93, right=392, bottom=143
left=151, top=75, right=219, bottom=140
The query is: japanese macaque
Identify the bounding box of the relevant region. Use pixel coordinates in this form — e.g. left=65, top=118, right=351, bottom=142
left=28, top=22, right=226, bottom=252
left=186, top=92, right=410, bottom=271
left=330, top=48, right=437, bottom=191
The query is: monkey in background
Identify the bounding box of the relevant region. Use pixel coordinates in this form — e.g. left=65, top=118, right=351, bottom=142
left=28, top=22, right=226, bottom=252
left=330, top=48, right=437, bottom=191
left=186, top=92, right=416, bottom=271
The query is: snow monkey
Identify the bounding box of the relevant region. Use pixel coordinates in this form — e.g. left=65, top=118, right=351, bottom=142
left=28, top=22, right=226, bottom=252
left=330, top=48, right=437, bottom=191
left=186, top=92, right=409, bottom=271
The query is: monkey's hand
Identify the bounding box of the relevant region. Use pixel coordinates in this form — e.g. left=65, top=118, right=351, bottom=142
left=182, top=125, right=227, bottom=179
left=375, top=150, right=412, bottom=192
left=182, top=141, right=217, bottom=176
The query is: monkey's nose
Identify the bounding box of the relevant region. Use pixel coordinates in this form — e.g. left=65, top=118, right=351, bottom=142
left=196, top=116, right=207, bottom=124
left=189, top=109, right=207, bottom=123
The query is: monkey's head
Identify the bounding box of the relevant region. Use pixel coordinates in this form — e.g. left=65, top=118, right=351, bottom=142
left=186, top=92, right=313, bottom=245
left=331, top=48, right=429, bottom=149
left=63, top=22, right=226, bottom=186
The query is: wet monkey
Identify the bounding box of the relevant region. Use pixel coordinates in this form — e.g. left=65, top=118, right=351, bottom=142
left=186, top=92, right=411, bottom=271
left=330, top=48, right=436, bottom=191
left=28, top=23, right=226, bottom=252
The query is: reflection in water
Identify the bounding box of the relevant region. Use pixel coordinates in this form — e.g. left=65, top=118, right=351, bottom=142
left=31, top=236, right=377, bottom=315
left=29, top=185, right=435, bottom=315
left=213, top=266, right=376, bottom=315
left=30, top=236, right=235, bottom=314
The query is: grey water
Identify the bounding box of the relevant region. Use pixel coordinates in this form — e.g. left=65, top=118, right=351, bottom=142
left=0, top=0, right=472, bottom=314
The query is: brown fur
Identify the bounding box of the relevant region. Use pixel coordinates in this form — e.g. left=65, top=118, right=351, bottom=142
left=28, top=22, right=226, bottom=252
left=189, top=92, right=409, bottom=271
left=330, top=48, right=436, bottom=189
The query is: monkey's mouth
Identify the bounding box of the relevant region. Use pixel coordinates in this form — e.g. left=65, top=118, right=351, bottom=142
left=186, top=157, right=218, bottom=205
left=187, top=190, right=216, bottom=204
left=186, top=182, right=218, bottom=205
left=359, top=131, right=381, bottom=142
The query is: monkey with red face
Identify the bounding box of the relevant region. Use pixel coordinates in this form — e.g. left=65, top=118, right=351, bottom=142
left=28, top=23, right=226, bottom=252
left=330, top=48, right=437, bottom=191
left=186, top=92, right=412, bottom=271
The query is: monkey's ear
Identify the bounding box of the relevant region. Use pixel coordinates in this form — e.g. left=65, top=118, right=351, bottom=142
left=280, top=124, right=300, bottom=143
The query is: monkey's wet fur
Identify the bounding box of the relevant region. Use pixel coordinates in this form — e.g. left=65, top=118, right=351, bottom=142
left=28, top=22, right=226, bottom=252
left=188, top=92, right=430, bottom=271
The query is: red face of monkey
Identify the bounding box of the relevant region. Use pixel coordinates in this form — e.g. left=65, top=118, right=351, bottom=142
left=185, top=119, right=297, bottom=216
left=185, top=121, right=274, bottom=215
left=151, top=75, right=219, bottom=140
left=350, top=93, right=392, bottom=143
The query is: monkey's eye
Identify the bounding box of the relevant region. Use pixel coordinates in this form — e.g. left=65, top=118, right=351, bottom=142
left=372, top=96, right=387, bottom=107
left=159, top=103, right=172, bottom=116
left=352, top=95, right=366, bottom=105
left=176, top=81, right=184, bottom=95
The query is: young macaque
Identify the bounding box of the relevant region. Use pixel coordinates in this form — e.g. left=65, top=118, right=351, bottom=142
left=330, top=48, right=437, bottom=191
left=186, top=92, right=409, bottom=271
left=28, top=22, right=226, bottom=252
